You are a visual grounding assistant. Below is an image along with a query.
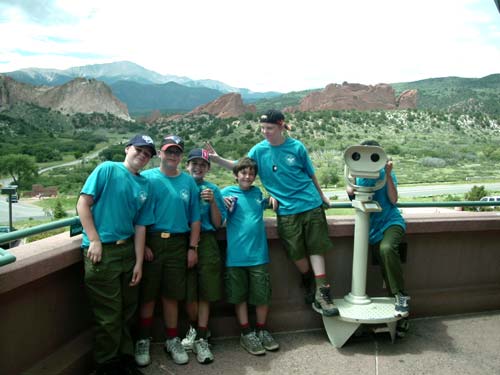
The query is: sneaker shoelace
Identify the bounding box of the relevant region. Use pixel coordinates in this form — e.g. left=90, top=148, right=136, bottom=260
left=170, top=338, right=184, bottom=353
left=137, top=339, right=149, bottom=354
left=320, top=287, right=333, bottom=304
left=247, top=333, right=261, bottom=347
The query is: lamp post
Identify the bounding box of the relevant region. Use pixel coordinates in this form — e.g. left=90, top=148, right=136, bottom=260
left=1, top=186, right=17, bottom=231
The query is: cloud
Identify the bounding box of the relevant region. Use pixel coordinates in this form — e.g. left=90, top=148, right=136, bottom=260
left=0, top=0, right=499, bottom=92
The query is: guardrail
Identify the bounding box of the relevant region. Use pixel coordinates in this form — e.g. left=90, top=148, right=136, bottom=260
left=0, top=201, right=498, bottom=267
left=0, top=216, right=81, bottom=267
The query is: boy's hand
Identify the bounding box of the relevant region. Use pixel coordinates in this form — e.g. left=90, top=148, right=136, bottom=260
left=144, top=246, right=154, bottom=262
left=269, top=196, right=279, bottom=211
left=129, top=263, right=142, bottom=286
left=187, top=249, right=198, bottom=268
left=87, top=240, right=103, bottom=264
left=223, top=196, right=234, bottom=210
left=200, top=188, right=214, bottom=203
left=204, top=142, right=218, bottom=158
left=385, top=160, right=393, bottom=174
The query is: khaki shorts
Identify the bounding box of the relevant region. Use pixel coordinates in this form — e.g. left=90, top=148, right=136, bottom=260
left=277, top=206, right=332, bottom=261
left=225, top=264, right=271, bottom=306
left=140, top=232, right=188, bottom=303
left=186, top=232, right=223, bottom=302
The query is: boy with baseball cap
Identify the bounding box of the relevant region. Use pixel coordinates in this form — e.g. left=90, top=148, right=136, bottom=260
left=77, top=134, right=156, bottom=375
left=181, top=147, right=225, bottom=364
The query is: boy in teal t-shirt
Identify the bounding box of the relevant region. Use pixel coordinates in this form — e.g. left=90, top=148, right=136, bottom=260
left=221, top=157, right=279, bottom=356
left=77, top=134, right=156, bottom=375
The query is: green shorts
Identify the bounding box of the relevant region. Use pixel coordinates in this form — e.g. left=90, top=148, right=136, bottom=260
left=186, top=232, right=223, bottom=302
left=225, top=264, right=271, bottom=306
left=277, top=206, right=332, bottom=261
left=140, top=232, right=188, bottom=303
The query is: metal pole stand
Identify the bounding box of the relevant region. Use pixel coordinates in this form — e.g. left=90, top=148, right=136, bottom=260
left=320, top=145, right=402, bottom=348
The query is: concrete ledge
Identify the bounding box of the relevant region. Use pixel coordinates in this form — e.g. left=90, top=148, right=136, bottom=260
left=1, top=212, right=500, bottom=374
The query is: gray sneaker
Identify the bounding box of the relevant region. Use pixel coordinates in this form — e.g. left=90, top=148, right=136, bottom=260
left=181, top=325, right=197, bottom=351
left=134, top=338, right=151, bottom=367
left=164, top=337, right=189, bottom=365
left=257, top=330, right=279, bottom=351
left=313, top=284, right=339, bottom=316
left=240, top=332, right=265, bottom=355
left=313, top=284, right=339, bottom=317
left=193, top=338, right=214, bottom=364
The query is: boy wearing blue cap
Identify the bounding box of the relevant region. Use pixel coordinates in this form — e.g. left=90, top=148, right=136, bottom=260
left=77, top=134, right=156, bottom=375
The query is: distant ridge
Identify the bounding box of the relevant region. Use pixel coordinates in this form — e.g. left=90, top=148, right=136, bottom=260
left=0, top=75, right=131, bottom=120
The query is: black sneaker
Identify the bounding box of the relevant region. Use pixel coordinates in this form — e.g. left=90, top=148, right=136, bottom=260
left=301, top=272, right=316, bottom=304
left=396, top=318, right=410, bottom=338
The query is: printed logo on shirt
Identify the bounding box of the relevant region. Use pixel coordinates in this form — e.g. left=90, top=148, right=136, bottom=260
left=180, top=189, right=190, bottom=203
left=138, top=190, right=148, bottom=204
left=285, top=154, right=296, bottom=166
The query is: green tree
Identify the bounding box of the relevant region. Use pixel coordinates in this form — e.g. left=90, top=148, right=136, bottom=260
left=317, top=167, right=339, bottom=188
left=464, top=185, right=488, bottom=211
left=0, top=154, right=38, bottom=189
left=53, top=200, right=67, bottom=219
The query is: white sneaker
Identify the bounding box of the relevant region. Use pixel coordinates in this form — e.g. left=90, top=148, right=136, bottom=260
left=164, top=337, right=189, bottom=365
left=134, top=338, right=151, bottom=367
left=193, top=338, right=214, bottom=364
left=181, top=325, right=197, bottom=351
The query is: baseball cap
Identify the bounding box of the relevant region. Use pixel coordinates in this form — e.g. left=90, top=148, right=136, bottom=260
left=127, top=134, right=156, bottom=155
left=161, top=135, right=184, bottom=152
left=187, top=148, right=210, bottom=164
left=260, top=109, right=291, bottom=130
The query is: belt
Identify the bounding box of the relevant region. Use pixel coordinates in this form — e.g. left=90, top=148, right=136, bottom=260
left=102, top=237, right=132, bottom=245
left=148, top=232, right=188, bottom=239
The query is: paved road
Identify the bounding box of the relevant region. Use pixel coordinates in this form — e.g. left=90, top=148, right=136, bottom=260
left=328, top=182, right=500, bottom=200
left=0, top=200, right=46, bottom=224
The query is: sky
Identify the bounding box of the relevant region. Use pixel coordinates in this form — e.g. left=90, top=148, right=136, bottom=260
left=0, top=0, right=499, bottom=93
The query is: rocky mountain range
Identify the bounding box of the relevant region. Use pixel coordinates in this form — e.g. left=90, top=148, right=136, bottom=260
left=284, top=82, right=417, bottom=112
left=0, top=75, right=130, bottom=120
left=2, top=61, right=281, bottom=111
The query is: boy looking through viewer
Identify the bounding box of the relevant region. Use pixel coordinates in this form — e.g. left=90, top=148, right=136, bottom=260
left=221, top=157, right=279, bottom=356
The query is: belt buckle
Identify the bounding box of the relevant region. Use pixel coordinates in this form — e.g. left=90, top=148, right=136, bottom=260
left=161, top=232, right=171, bottom=239
left=116, top=239, right=127, bottom=245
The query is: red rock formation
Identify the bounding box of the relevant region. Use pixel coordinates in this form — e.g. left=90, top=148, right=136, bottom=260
left=298, top=82, right=399, bottom=111
left=189, top=93, right=256, bottom=119
left=396, top=89, right=418, bottom=109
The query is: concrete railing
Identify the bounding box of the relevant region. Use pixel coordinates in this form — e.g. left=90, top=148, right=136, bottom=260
left=1, top=212, right=500, bottom=374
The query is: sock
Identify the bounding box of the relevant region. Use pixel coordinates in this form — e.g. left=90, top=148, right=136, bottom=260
left=315, top=274, right=327, bottom=289
left=255, top=322, right=266, bottom=332
left=197, top=326, right=208, bottom=339
left=138, top=317, right=153, bottom=339
left=166, top=327, right=178, bottom=339
left=240, top=323, right=252, bottom=335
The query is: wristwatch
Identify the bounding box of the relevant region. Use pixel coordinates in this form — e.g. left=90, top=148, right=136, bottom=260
left=188, top=245, right=198, bottom=251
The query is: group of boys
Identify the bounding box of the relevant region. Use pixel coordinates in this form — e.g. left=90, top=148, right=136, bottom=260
left=78, top=110, right=410, bottom=375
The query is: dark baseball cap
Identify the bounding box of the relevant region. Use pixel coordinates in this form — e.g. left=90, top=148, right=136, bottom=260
left=127, top=134, right=156, bottom=155
left=161, top=135, right=184, bottom=152
left=187, top=148, right=210, bottom=164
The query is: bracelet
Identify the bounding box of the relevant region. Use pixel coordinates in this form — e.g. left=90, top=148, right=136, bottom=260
left=188, top=245, right=198, bottom=251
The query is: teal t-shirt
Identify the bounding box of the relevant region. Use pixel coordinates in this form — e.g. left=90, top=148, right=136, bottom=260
left=356, top=169, right=406, bottom=244
left=80, top=161, right=154, bottom=247
left=248, top=138, right=322, bottom=215
left=221, top=185, right=269, bottom=267
left=197, top=180, right=226, bottom=232
left=142, top=168, right=200, bottom=233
